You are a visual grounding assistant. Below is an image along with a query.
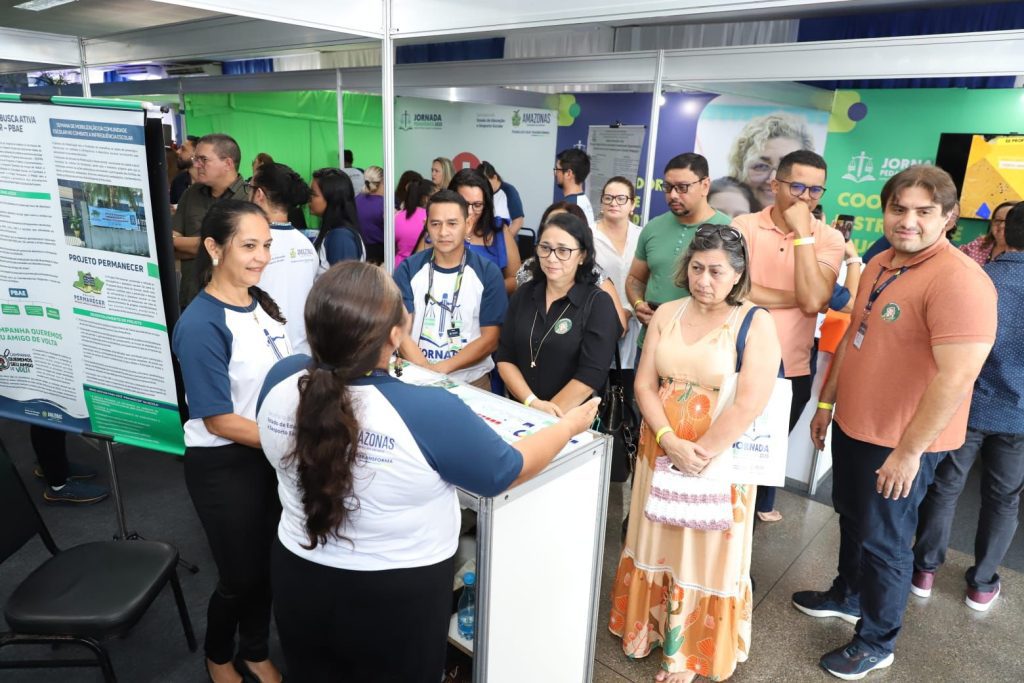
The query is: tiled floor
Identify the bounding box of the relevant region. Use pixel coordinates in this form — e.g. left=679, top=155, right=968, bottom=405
left=1, top=420, right=1021, bottom=682
left=596, top=482, right=1024, bottom=682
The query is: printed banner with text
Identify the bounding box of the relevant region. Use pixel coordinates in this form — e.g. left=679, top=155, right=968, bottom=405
left=0, top=99, right=184, bottom=454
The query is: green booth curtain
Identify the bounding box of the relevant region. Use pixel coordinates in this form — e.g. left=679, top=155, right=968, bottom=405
left=183, top=91, right=383, bottom=181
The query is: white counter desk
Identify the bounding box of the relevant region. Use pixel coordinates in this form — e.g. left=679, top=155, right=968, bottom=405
left=399, top=365, right=612, bottom=683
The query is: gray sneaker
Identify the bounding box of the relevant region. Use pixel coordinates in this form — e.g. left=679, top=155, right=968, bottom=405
left=43, top=480, right=109, bottom=505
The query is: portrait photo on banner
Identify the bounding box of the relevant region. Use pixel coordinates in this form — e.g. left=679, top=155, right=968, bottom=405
left=694, top=96, right=830, bottom=217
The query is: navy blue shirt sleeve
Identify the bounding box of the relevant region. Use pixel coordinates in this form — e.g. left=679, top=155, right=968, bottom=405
left=378, top=383, right=524, bottom=496
left=476, top=257, right=509, bottom=327
left=172, top=307, right=234, bottom=419
left=503, top=182, right=524, bottom=221
left=323, top=228, right=362, bottom=265
left=257, top=354, right=312, bottom=417
left=393, top=257, right=417, bottom=313
left=829, top=284, right=851, bottom=312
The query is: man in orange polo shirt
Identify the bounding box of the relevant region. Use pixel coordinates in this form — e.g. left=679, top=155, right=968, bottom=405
left=793, top=166, right=996, bottom=680
left=733, top=149, right=845, bottom=521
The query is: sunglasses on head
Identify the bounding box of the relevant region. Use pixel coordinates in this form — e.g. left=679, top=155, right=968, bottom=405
left=695, top=225, right=743, bottom=242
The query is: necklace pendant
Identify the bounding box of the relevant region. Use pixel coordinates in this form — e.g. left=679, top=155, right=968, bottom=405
left=530, top=361, right=536, bottom=368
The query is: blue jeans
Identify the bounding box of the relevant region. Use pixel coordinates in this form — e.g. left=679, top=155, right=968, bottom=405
left=914, top=427, right=1024, bottom=591
left=830, top=424, right=941, bottom=655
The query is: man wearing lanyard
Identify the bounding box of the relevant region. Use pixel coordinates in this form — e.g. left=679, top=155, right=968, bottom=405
left=394, top=190, right=507, bottom=390
left=794, top=166, right=996, bottom=680
left=910, top=202, right=1024, bottom=613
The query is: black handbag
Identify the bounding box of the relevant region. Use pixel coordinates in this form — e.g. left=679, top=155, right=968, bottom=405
left=597, top=347, right=637, bottom=483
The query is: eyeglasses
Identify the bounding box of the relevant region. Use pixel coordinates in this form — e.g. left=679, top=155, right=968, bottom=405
left=466, top=201, right=485, bottom=212
left=992, top=219, right=1007, bottom=226
left=552, top=167, right=564, bottom=173
left=191, top=154, right=218, bottom=166
left=776, top=179, right=826, bottom=199
left=601, top=194, right=632, bottom=206
left=663, top=178, right=707, bottom=195
left=536, top=243, right=580, bottom=261
left=695, top=225, right=743, bottom=242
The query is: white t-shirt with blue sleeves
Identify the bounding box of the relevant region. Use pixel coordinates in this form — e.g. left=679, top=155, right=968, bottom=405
left=256, top=360, right=523, bottom=571
left=258, top=223, right=318, bottom=355
left=393, top=248, right=508, bottom=384
left=173, top=291, right=291, bottom=448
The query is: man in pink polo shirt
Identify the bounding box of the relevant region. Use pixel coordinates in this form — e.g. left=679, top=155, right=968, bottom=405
left=733, top=149, right=845, bottom=520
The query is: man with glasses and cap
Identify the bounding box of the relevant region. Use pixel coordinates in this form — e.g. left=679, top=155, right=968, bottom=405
left=625, top=153, right=732, bottom=350
left=732, top=149, right=846, bottom=522
left=172, top=133, right=247, bottom=309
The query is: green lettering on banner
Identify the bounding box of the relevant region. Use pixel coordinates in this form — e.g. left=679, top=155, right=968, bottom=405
left=72, top=307, right=166, bottom=332
left=25, top=305, right=44, bottom=317
left=46, top=308, right=60, bottom=320
left=0, top=188, right=51, bottom=200
left=82, top=385, right=185, bottom=456
left=1, top=304, right=20, bottom=315
left=146, top=262, right=160, bottom=279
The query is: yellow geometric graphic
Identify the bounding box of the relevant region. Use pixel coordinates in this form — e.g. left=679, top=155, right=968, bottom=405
left=828, top=91, right=862, bottom=134
left=962, top=135, right=1024, bottom=219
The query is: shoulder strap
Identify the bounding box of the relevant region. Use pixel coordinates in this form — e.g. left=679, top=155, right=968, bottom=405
left=734, top=305, right=768, bottom=373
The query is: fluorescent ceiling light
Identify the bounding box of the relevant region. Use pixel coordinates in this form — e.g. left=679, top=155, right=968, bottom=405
left=14, top=0, right=77, bottom=11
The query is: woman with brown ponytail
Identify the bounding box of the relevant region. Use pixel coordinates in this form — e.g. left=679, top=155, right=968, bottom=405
left=256, top=261, right=600, bottom=683
left=172, top=200, right=288, bottom=683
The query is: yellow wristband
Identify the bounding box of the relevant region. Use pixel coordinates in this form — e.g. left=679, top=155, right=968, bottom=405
left=793, top=236, right=816, bottom=246
left=633, top=299, right=645, bottom=309
left=817, top=401, right=834, bottom=410
left=524, top=394, right=537, bottom=407
left=655, top=426, right=673, bottom=445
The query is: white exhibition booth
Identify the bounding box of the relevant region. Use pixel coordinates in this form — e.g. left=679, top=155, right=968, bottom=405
left=5, top=3, right=1024, bottom=680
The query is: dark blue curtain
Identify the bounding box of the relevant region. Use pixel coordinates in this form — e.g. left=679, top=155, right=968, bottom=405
left=798, top=2, right=1024, bottom=89
left=221, top=59, right=274, bottom=75
left=397, top=38, right=504, bottom=64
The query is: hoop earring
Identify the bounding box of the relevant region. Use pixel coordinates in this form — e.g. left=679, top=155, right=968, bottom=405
left=212, top=257, right=219, bottom=267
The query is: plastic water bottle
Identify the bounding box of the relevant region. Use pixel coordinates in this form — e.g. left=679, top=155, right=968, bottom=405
left=457, top=572, right=476, bottom=640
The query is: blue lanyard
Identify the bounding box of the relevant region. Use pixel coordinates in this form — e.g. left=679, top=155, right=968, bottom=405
left=864, top=266, right=908, bottom=316
left=424, top=249, right=467, bottom=331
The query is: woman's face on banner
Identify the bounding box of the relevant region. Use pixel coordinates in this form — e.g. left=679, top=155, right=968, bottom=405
left=742, top=135, right=804, bottom=208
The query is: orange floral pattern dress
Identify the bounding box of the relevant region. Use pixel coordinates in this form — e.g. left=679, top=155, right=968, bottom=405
left=609, top=301, right=756, bottom=680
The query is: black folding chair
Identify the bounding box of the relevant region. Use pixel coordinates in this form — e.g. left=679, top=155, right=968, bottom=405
left=516, top=226, right=537, bottom=263
left=0, top=437, right=195, bottom=682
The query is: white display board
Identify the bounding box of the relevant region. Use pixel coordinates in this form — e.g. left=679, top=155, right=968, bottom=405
left=0, top=97, right=183, bottom=454
left=394, top=96, right=558, bottom=228
left=585, top=125, right=646, bottom=215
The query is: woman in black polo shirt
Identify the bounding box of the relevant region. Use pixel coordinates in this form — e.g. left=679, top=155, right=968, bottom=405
left=497, top=212, right=622, bottom=415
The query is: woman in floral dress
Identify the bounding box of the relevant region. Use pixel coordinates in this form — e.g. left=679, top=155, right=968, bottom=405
left=609, top=225, right=781, bottom=682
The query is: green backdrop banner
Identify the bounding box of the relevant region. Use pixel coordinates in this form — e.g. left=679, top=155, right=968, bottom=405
left=823, top=88, right=1024, bottom=253
left=183, top=91, right=382, bottom=179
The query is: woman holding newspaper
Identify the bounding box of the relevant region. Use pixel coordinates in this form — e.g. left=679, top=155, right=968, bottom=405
left=608, top=224, right=780, bottom=682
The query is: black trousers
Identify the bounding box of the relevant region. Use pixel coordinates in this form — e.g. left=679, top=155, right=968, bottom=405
left=272, top=539, right=454, bottom=683
left=184, top=443, right=280, bottom=664
left=755, top=373, right=811, bottom=513
left=30, top=424, right=69, bottom=487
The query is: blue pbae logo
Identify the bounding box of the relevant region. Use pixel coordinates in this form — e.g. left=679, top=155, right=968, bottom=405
left=8, top=288, right=28, bottom=298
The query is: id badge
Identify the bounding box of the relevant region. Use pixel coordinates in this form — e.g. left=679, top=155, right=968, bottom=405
left=852, top=321, right=867, bottom=350
left=447, top=327, right=461, bottom=338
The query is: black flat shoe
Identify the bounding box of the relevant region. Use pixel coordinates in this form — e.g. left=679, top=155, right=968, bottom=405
left=234, top=657, right=285, bottom=683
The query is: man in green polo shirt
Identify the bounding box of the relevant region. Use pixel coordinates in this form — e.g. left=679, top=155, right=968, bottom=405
left=626, top=153, right=732, bottom=346
left=172, top=133, right=246, bottom=309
